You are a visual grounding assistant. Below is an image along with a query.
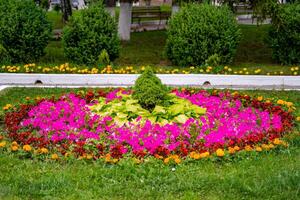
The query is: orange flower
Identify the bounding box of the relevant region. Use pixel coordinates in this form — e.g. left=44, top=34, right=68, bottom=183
left=0, top=135, right=3, bottom=140
left=86, top=154, right=93, bottom=160
left=233, top=146, right=240, bottom=151
left=193, top=153, right=201, bottom=160
left=164, top=157, right=170, bottom=164
left=0, top=141, right=6, bottom=148
left=39, top=147, right=49, bottom=154
left=174, top=158, right=181, bottom=164
left=51, top=153, right=59, bottom=160
left=257, top=96, right=263, bottom=101
left=228, top=147, right=235, bottom=154
left=255, top=146, right=263, bottom=152
left=244, top=145, right=252, bottom=151
left=273, top=138, right=282, bottom=145
left=200, top=151, right=210, bottom=158
left=11, top=141, right=18, bottom=146
left=216, top=148, right=225, bottom=157
left=261, top=144, right=270, bottom=151
left=11, top=145, right=19, bottom=151
left=23, top=144, right=32, bottom=152
left=277, top=100, right=284, bottom=105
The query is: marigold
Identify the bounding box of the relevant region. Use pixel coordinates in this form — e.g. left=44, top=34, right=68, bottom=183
left=277, top=99, right=284, bottom=105
left=174, top=158, right=181, bottom=164
left=228, top=147, right=235, bottom=154
left=296, top=116, right=300, bottom=122
left=193, top=153, right=201, bottom=160
left=86, top=154, right=93, bottom=160
left=200, top=152, right=210, bottom=158
left=244, top=145, right=252, bottom=151
left=233, top=146, right=240, bottom=151
left=216, top=148, right=225, bottom=157
left=11, top=145, right=19, bottom=151
left=0, top=141, right=6, bottom=148
left=273, top=138, right=282, bottom=145
left=164, top=157, right=170, bottom=164
left=268, top=144, right=275, bottom=149
left=51, top=153, right=59, bottom=160
left=261, top=144, right=270, bottom=151
left=39, top=147, right=49, bottom=154
left=257, top=96, right=263, bottom=101
left=255, top=146, right=263, bottom=152
left=11, top=141, right=18, bottom=146
left=23, top=144, right=32, bottom=152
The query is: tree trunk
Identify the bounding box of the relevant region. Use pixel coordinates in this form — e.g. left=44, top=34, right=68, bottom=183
left=105, top=0, right=116, bottom=17
left=118, top=2, right=132, bottom=41
left=61, top=0, right=72, bottom=22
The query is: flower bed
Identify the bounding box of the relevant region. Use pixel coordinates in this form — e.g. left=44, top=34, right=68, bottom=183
left=0, top=89, right=296, bottom=164
left=1, top=63, right=299, bottom=76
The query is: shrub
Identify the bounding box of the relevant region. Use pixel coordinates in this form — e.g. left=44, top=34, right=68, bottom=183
left=133, top=68, right=168, bottom=111
left=268, top=3, right=300, bottom=65
left=62, top=2, right=120, bottom=65
left=0, top=0, right=51, bottom=63
left=166, top=4, right=241, bottom=67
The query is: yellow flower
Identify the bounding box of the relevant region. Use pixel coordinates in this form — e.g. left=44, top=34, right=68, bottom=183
left=3, top=104, right=12, bottom=111
left=200, top=151, right=210, bottom=158
left=11, top=141, right=18, bottom=146
left=23, top=144, right=32, bottom=152
left=244, top=145, right=252, bottom=151
left=39, top=147, right=49, bottom=154
left=228, top=147, right=235, bottom=154
left=233, top=146, right=240, bottom=151
left=0, top=141, right=6, bottom=148
left=285, top=102, right=293, bottom=107
left=268, top=144, right=275, bottom=149
left=51, top=153, right=59, bottom=160
left=174, top=158, right=181, bottom=164
left=255, top=146, right=263, bottom=152
left=261, top=144, right=270, bottom=151
left=257, top=96, right=263, bottom=101
left=193, top=153, right=201, bottom=160
left=86, top=154, right=93, bottom=160
left=277, top=100, right=284, bottom=105
left=273, top=138, right=282, bottom=145
left=11, top=145, right=19, bottom=151
left=164, top=157, right=170, bottom=164
left=216, top=148, right=225, bottom=157
left=296, top=116, right=300, bottom=122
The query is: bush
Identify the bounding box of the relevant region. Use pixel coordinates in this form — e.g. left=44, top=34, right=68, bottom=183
left=166, top=4, right=240, bottom=67
left=268, top=3, right=300, bottom=65
left=0, top=0, right=51, bottom=63
left=133, top=68, right=168, bottom=111
left=62, top=2, right=120, bottom=65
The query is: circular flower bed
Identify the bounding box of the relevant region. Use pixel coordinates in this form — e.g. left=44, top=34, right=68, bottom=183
left=0, top=89, right=295, bottom=164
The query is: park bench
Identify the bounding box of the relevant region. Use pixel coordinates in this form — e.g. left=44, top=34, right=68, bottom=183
left=131, top=6, right=171, bottom=26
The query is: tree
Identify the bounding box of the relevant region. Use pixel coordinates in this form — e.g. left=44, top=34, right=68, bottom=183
left=118, top=0, right=133, bottom=41
left=61, top=0, right=72, bottom=22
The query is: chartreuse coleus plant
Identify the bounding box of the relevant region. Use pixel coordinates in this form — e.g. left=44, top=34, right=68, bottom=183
left=89, top=92, right=206, bottom=126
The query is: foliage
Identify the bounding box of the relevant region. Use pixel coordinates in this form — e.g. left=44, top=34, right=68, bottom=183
left=132, top=68, right=168, bottom=111
left=98, top=49, right=111, bottom=67
left=0, top=0, right=51, bottom=64
left=90, top=92, right=206, bottom=125
left=166, top=4, right=241, bottom=66
left=62, top=2, right=120, bottom=65
left=205, top=54, right=221, bottom=67
left=268, top=3, right=300, bottom=65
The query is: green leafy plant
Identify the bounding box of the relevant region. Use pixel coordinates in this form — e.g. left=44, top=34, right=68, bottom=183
left=0, top=0, right=51, bottom=63
left=98, top=49, right=111, bottom=67
left=268, top=3, right=300, bottom=65
left=205, top=54, right=221, bottom=67
left=62, top=2, right=120, bottom=65
left=166, top=4, right=241, bottom=67
left=90, top=92, right=206, bottom=126
left=132, top=68, right=168, bottom=111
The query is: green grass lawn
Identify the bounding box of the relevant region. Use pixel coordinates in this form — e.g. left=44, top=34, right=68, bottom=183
left=0, top=88, right=299, bottom=199
left=39, top=25, right=290, bottom=71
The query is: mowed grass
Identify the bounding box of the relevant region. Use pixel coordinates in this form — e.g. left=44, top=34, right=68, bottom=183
left=39, top=25, right=291, bottom=72
left=0, top=87, right=299, bottom=199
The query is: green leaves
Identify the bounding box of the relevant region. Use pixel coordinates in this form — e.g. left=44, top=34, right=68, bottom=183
left=89, top=93, right=206, bottom=125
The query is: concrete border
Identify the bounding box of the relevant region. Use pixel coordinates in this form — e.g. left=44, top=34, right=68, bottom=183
left=0, top=73, right=299, bottom=90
